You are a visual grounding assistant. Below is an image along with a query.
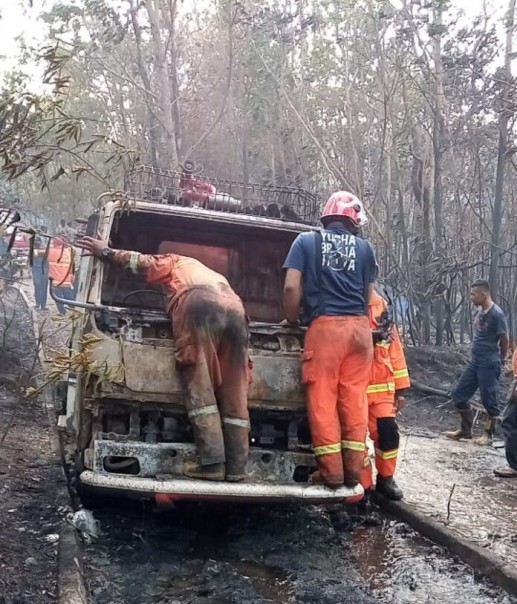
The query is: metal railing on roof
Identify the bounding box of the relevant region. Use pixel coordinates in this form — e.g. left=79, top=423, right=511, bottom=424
left=124, top=165, right=320, bottom=225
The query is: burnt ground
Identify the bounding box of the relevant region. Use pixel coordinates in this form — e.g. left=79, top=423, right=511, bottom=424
left=396, top=346, right=517, bottom=568
left=83, top=499, right=516, bottom=604
left=0, top=287, right=66, bottom=604
left=9, top=281, right=517, bottom=603
left=82, top=344, right=517, bottom=604
left=399, top=344, right=514, bottom=433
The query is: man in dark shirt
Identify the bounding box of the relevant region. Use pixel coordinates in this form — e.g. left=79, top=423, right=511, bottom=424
left=283, top=191, right=376, bottom=489
left=445, top=280, right=509, bottom=445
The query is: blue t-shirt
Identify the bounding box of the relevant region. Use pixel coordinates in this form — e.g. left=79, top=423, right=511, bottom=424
left=472, top=304, right=507, bottom=363
left=283, top=226, right=377, bottom=325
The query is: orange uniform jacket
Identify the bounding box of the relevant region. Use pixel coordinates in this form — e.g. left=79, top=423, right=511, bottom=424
left=513, top=348, right=517, bottom=378
left=111, top=250, right=231, bottom=311
left=367, top=291, right=410, bottom=403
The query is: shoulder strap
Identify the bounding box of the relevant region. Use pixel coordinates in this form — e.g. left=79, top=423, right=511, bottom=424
left=313, top=230, right=324, bottom=315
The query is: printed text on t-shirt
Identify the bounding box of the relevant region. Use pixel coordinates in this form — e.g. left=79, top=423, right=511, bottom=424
left=321, top=232, right=357, bottom=272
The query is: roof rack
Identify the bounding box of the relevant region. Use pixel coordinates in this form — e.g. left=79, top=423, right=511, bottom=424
left=124, top=165, right=320, bottom=225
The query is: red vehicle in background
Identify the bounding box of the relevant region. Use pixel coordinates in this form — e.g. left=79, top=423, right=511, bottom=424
left=4, top=227, right=31, bottom=277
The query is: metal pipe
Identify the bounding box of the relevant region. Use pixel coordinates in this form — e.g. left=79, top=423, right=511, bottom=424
left=48, top=278, right=170, bottom=319
left=48, top=278, right=100, bottom=311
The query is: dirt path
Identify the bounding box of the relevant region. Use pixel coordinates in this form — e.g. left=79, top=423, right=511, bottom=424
left=0, top=287, right=66, bottom=603
left=396, top=346, right=517, bottom=566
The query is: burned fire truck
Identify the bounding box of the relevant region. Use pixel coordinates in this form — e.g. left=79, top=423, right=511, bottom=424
left=56, top=165, right=364, bottom=505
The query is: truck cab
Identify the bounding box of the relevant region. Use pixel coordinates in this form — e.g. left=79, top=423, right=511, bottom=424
left=60, top=166, right=363, bottom=505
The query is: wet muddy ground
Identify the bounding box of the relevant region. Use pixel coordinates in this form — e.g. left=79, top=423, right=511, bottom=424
left=396, top=432, right=517, bottom=565
left=84, top=499, right=517, bottom=604
left=397, top=345, right=517, bottom=566
left=0, top=287, right=64, bottom=604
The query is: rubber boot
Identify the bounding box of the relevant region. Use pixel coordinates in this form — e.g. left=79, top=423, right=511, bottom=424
left=342, top=448, right=362, bottom=489
left=444, top=409, right=474, bottom=440
left=183, top=461, right=226, bottom=481
left=474, top=417, right=496, bottom=447
left=376, top=476, right=404, bottom=501
left=222, top=423, right=249, bottom=482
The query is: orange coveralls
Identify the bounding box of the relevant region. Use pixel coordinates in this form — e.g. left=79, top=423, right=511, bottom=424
left=303, top=315, right=373, bottom=487
left=360, top=291, right=410, bottom=490
left=111, top=250, right=250, bottom=478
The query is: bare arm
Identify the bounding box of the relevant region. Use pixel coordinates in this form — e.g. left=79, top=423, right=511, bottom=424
left=500, top=332, right=510, bottom=360
left=283, top=268, right=302, bottom=325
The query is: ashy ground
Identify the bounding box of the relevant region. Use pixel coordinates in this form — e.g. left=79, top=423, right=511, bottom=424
left=398, top=346, right=517, bottom=568
left=0, top=287, right=66, bottom=604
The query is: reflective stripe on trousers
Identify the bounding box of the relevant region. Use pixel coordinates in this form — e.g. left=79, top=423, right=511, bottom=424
left=342, top=440, right=366, bottom=452
left=375, top=448, right=398, bottom=460
left=223, top=417, right=250, bottom=429
left=313, top=443, right=342, bottom=457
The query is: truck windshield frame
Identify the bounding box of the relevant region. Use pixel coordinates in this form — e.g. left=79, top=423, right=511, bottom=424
left=93, top=203, right=313, bottom=324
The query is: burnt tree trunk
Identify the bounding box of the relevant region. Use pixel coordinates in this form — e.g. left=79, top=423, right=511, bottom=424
left=489, top=0, right=516, bottom=298
left=432, top=0, right=446, bottom=345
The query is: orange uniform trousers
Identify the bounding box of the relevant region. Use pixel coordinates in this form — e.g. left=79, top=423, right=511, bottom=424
left=302, top=315, right=373, bottom=487
left=172, top=286, right=250, bottom=478
left=360, top=291, right=409, bottom=490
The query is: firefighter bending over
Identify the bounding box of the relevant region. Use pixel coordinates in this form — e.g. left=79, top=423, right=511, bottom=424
left=283, top=192, right=377, bottom=489
left=77, top=236, right=250, bottom=482
left=360, top=289, right=410, bottom=501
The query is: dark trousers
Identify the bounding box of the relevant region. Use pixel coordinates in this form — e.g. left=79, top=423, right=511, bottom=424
left=32, top=270, right=49, bottom=309
left=452, top=359, right=501, bottom=417
left=52, top=286, right=76, bottom=315
left=502, top=382, right=517, bottom=470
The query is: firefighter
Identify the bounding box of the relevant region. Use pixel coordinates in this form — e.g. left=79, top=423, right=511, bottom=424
left=360, top=288, right=410, bottom=501
left=48, top=238, right=76, bottom=315
left=283, top=192, right=377, bottom=489
left=76, top=236, right=250, bottom=482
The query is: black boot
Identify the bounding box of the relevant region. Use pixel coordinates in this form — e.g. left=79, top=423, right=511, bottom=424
left=222, top=420, right=250, bottom=482
left=376, top=476, right=404, bottom=501
left=444, top=408, right=474, bottom=440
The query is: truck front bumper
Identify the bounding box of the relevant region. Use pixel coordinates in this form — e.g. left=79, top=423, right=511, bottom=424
left=81, top=440, right=364, bottom=504
left=79, top=470, right=364, bottom=503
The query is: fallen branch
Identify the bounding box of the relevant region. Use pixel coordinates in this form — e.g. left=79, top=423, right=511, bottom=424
left=411, top=380, right=450, bottom=398
left=446, top=483, right=456, bottom=524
